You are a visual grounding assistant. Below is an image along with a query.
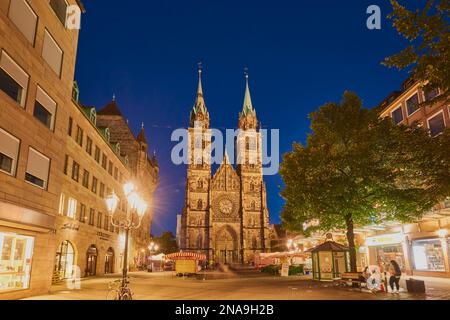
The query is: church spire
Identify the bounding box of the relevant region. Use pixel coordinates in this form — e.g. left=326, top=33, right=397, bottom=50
left=190, top=63, right=210, bottom=128
left=238, top=67, right=257, bottom=129
left=242, top=68, right=254, bottom=116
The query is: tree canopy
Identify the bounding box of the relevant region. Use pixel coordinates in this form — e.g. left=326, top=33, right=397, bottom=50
left=383, top=0, right=450, bottom=99
left=280, top=91, right=450, bottom=271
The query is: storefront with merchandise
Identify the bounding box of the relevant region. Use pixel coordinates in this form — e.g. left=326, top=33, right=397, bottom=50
left=365, top=232, right=407, bottom=272
left=0, top=201, right=56, bottom=299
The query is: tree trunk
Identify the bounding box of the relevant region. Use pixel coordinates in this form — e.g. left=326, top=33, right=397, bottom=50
left=345, top=214, right=357, bottom=273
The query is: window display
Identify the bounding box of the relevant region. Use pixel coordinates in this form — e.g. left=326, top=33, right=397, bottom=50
left=412, top=238, right=445, bottom=271
left=0, top=232, right=34, bottom=291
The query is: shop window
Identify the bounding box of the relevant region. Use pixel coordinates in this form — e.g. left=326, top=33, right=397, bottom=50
left=0, top=232, right=34, bottom=292
left=49, top=0, right=68, bottom=26
left=412, top=238, right=445, bottom=271
left=34, top=86, right=56, bottom=130
left=0, top=50, right=29, bottom=107
left=428, top=112, right=445, bottom=137
left=0, top=128, right=20, bottom=176
left=25, top=147, right=50, bottom=189
left=406, top=93, right=420, bottom=116
left=67, top=197, right=77, bottom=219
left=42, top=29, right=63, bottom=77
left=8, top=0, right=38, bottom=45
left=54, top=240, right=74, bottom=281
left=391, top=106, right=403, bottom=125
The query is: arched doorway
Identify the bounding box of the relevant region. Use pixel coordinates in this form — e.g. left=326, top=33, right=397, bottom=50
left=104, top=247, right=115, bottom=274
left=86, top=245, right=98, bottom=276
left=215, top=226, right=238, bottom=264
left=54, top=240, right=75, bottom=280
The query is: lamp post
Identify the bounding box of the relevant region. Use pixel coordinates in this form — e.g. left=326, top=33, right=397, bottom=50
left=105, top=182, right=147, bottom=298
left=147, top=242, right=159, bottom=272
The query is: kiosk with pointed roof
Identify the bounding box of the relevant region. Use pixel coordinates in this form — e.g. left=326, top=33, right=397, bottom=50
left=307, top=233, right=350, bottom=281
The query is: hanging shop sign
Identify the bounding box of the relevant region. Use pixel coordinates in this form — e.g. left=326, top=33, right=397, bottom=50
left=365, top=233, right=403, bottom=247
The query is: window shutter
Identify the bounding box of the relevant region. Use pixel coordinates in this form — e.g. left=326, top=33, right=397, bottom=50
left=26, top=148, right=50, bottom=183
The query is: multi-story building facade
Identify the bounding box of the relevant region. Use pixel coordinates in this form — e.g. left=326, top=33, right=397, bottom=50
left=0, top=0, right=159, bottom=299
left=54, top=94, right=158, bottom=283
left=0, top=0, right=85, bottom=299
left=180, top=70, right=270, bottom=264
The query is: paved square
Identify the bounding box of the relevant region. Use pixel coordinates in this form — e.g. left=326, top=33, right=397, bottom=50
left=24, top=271, right=450, bottom=300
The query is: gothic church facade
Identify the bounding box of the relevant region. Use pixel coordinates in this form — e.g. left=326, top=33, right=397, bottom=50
left=180, top=70, right=270, bottom=264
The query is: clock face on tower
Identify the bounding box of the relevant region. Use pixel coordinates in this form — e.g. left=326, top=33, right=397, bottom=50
left=219, top=199, right=233, bottom=215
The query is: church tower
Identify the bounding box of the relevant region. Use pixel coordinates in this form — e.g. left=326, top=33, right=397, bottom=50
left=237, top=72, right=270, bottom=262
left=181, top=66, right=211, bottom=257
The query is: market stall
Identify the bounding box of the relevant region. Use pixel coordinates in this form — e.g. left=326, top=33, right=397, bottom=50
left=165, top=252, right=207, bottom=276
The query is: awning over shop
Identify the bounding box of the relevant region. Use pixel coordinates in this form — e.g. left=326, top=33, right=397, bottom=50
left=166, top=252, right=207, bottom=261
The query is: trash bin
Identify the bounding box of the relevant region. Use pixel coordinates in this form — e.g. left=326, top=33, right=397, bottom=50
left=406, top=278, right=426, bottom=293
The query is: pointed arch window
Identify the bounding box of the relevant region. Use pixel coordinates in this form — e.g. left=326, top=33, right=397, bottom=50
left=197, top=199, right=203, bottom=210
left=250, top=182, right=255, bottom=191
left=251, top=201, right=256, bottom=211
left=197, top=179, right=203, bottom=189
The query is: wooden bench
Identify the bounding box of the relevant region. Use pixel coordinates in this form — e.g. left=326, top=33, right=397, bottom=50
left=335, top=272, right=366, bottom=290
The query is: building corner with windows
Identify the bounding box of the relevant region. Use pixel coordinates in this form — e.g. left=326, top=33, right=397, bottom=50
left=0, top=0, right=159, bottom=299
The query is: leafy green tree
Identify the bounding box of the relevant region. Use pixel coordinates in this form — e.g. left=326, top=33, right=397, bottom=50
left=280, top=91, right=450, bottom=272
left=383, top=0, right=450, bottom=100
left=153, top=231, right=178, bottom=254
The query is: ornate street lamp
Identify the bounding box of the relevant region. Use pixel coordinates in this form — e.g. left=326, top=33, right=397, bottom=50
left=105, top=182, right=147, bottom=300
left=147, top=242, right=159, bottom=272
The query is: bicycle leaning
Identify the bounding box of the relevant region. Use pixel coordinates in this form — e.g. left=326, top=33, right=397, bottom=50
left=107, top=278, right=134, bottom=300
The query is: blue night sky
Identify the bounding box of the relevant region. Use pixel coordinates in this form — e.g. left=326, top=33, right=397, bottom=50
left=74, top=0, right=414, bottom=236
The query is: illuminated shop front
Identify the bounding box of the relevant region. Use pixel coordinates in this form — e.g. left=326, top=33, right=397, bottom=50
left=365, top=233, right=406, bottom=271
left=412, top=238, right=446, bottom=272
left=0, top=232, right=34, bottom=292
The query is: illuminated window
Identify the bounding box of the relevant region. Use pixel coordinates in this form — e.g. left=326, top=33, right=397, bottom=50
left=0, top=232, right=34, bottom=292
left=67, top=197, right=77, bottom=219
left=58, top=193, right=65, bottom=215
